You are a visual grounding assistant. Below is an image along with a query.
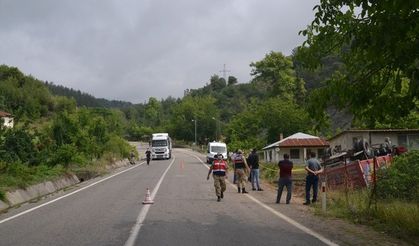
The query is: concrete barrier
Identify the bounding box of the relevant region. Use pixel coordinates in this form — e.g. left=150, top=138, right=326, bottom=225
left=5, top=174, right=80, bottom=208
left=0, top=200, right=8, bottom=211
left=0, top=159, right=131, bottom=212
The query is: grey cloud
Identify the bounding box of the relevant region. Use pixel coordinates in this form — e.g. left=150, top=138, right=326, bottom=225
left=0, top=0, right=319, bottom=103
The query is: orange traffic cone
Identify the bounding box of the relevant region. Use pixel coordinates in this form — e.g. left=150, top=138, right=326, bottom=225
left=142, top=188, right=154, bottom=204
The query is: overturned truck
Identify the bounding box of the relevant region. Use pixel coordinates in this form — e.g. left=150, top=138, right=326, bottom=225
left=321, top=138, right=406, bottom=189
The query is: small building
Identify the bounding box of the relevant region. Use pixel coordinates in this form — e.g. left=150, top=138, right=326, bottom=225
left=0, top=111, right=14, bottom=128
left=328, top=129, right=419, bottom=152
left=262, top=132, right=329, bottom=165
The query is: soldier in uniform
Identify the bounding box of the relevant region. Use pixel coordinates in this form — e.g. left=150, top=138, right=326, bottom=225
left=207, top=153, right=228, bottom=202
left=233, top=150, right=251, bottom=194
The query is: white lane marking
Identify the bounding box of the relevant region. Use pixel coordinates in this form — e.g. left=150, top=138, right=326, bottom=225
left=188, top=152, right=339, bottom=246
left=124, top=156, right=176, bottom=246
left=0, top=162, right=145, bottom=225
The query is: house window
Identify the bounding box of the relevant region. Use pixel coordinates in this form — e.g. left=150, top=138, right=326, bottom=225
left=306, top=149, right=313, bottom=157
left=317, top=149, right=325, bottom=159
left=290, top=149, right=300, bottom=159
left=399, top=134, right=419, bottom=150
left=409, top=135, right=419, bottom=149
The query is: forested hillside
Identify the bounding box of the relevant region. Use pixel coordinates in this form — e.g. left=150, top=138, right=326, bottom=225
left=0, top=65, right=133, bottom=195
left=45, top=82, right=132, bottom=108
left=120, top=52, right=314, bottom=150
left=0, top=65, right=57, bottom=122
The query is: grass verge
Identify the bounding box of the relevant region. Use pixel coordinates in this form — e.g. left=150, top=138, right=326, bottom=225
left=313, top=189, right=419, bottom=243
left=0, top=163, right=67, bottom=202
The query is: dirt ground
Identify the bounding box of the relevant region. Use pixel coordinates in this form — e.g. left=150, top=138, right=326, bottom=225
left=257, top=178, right=416, bottom=246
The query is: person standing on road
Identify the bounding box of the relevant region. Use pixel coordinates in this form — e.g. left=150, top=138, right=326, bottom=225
left=129, top=151, right=136, bottom=165
left=207, top=153, right=228, bottom=202
left=248, top=148, right=263, bottom=191
left=145, top=148, right=151, bottom=165
left=233, top=150, right=250, bottom=194
left=277, top=153, right=293, bottom=204
left=304, top=152, right=323, bottom=205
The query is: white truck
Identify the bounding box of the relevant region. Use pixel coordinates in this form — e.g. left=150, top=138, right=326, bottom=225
left=206, top=141, right=228, bottom=164
left=151, top=133, right=172, bottom=160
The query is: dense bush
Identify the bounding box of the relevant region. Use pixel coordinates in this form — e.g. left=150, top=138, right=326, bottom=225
left=0, top=128, right=37, bottom=164
left=50, top=144, right=86, bottom=168
left=103, top=134, right=133, bottom=159
left=376, top=150, right=419, bottom=202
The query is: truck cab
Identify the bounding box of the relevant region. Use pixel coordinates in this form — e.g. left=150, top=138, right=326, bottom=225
left=151, top=133, right=172, bottom=160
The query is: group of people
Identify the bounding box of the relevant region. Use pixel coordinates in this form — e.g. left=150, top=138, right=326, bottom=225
left=207, top=149, right=324, bottom=205
left=206, top=149, right=262, bottom=202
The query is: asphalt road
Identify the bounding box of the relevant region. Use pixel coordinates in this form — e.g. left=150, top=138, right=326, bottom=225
left=0, top=145, right=338, bottom=246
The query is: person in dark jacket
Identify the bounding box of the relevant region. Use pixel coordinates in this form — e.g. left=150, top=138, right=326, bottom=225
left=248, top=149, right=263, bottom=191
left=277, top=153, right=293, bottom=204
left=145, top=148, right=151, bottom=165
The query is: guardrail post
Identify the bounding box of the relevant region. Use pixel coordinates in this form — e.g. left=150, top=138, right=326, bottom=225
left=321, top=181, right=326, bottom=212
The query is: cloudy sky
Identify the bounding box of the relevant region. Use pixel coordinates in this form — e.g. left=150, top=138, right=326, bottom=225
left=0, top=0, right=318, bottom=103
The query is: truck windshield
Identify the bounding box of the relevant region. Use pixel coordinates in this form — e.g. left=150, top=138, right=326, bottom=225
left=211, top=146, right=226, bottom=153
left=152, top=140, right=167, bottom=147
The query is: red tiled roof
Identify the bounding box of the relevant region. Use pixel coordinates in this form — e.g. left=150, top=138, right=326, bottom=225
left=329, top=129, right=419, bottom=141
left=0, top=111, right=12, bottom=117
left=279, top=138, right=329, bottom=148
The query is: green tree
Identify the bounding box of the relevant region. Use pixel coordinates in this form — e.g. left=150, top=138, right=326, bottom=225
left=210, top=75, right=227, bottom=92
left=126, top=124, right=153, bottom=141
left=53, top=96, right=77, bottom=113
left=227, top=97, right=310, bottom=150
left=227, top=76, right=238, bottom=86
left=0, top=128, right=37, bottom=164
left=250, top=51, right=305, bottom=101
left=144, top=97, right=162, bottom=126
left=51, top=112, right=79, bottom=147
left=298, top=0, right=419, bottom=129
left=169, top=95, right=218, bottom=143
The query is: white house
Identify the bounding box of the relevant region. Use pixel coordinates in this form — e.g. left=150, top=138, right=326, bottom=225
left=0, top=111, right=14, bottom=128
left=328, top=129, right=419, bottom=151
left=262, top=132, right=329, bottom=165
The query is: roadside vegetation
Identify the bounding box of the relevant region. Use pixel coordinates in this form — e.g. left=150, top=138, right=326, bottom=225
left=0, top=66, right=136, bottom=200
left=293, top=1, right=418, bottom=243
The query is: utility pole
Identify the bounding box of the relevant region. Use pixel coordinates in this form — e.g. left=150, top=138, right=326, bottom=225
left=219, top=64, right=230, bottom=81
left=192, top=119, right=197, bottom=145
